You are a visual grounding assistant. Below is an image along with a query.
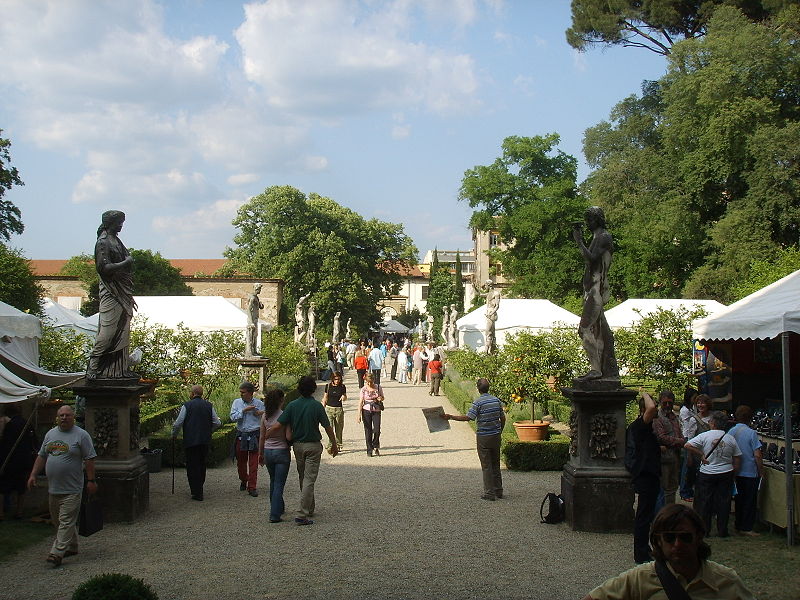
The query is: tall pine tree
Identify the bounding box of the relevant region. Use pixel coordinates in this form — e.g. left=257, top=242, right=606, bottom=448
left=453, top=251, right=465, bottom=313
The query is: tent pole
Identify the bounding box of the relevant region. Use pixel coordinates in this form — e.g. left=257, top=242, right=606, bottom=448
left=781, top=332, right=795, bottom=546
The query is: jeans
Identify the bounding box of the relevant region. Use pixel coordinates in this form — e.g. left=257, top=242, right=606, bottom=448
left=293, top=442, right=322, bottom=518
left=632, top=473, right=659, bottom=563
left=679, top=448, right=697, bottom=499
left=734, top=476, right=760, bottom=532
left=263, top=448, right=291, bottom=521
left=371, top=369, right=381, bottom=385
left=362, top=409, right=382, bottom=451
left=695, top=470, right=734, bottom=536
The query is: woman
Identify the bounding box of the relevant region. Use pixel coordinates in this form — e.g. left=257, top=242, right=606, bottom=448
left=259, top=388, right=291, bottom=523
left=322, top=372, right=347, bottom=450
left=682, top=393, right=713, bottom=501
left=427, top=353, right=443, bottom=396
left=353, top=349, right=369, bottom=388
left=335, top=344, right=346, bottom=375
left=411, top=344, right=423, bottom=386
left=679, top=387, right=698, bottom=501
left=397, top=345, right=409, bottom=384
left=358, top=373, right=384, bottom=457
left=87, top=210, right=137, bottom=380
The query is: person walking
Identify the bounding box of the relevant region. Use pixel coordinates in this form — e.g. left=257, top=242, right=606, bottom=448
left=322, top=372, right=347, bottom=450
left=678, top=387, right=699, bottom=501
left=411, top=343, right=423, bottom=385
left=171, top=384, right=222, bottom=501
left=27, top=405, right=97, bottom=568
left=652, top=390, right=684, bottom=505
left=442, top=378, right=505, bottom=500
left=230, top=381, right=264, bottom=497
left=353, top=349, right=369, bottom=388
left=397, top=345, right=409, bottom=384
left=728, top=405, right=763, bottom=536
left=368, top=344, right=383, bottom=385
left=685, top=411, right=741, bottom=537
left=258, top=388, right=291, bottom=523
left=427, top=354, right=443, bottom=396
left=263, top=376, right=338, bottom=525
left=358, top=373, right=385, bottom=457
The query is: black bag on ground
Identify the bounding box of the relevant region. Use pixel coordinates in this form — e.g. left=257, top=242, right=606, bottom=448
left=78, top=493, right=103, bottom=537
left=540, top=492, right=565, bottom=524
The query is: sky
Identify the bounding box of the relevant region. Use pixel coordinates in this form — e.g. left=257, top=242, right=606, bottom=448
left=0, top=0, right=666, bottom=262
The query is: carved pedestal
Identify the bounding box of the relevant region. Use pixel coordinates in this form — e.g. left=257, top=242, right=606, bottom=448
left=560, top=384, right=637, bottom=533
left=238, top=357, right=270, bottom=392
left=73, top=382, right=151, bottom=523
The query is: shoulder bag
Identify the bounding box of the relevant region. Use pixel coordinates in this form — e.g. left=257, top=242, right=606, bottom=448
left=654, top=560, right=692, bottom=600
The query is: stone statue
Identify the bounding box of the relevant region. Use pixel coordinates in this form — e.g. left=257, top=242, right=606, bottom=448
left=441, top=305, right=450, bottom=345
left=345, top=317, right=351, bottom=341
left=245, top=283, right=263, bottom=357
left=87, top=210, right=137, bottom=381
left=307, top=301, right=317, bottom=350
left=484, top=282, right=500, bottom=354
left=572, top=206, right=619, bottom=383
left=426, top=314, right=435, bottom=343
left=294, top=293, right=310, bottom=344
left=417, top=319, right=424, bottom=342
left=448, top=303, right=459, bottom=349
left=332, top=311, right=341, bottom=344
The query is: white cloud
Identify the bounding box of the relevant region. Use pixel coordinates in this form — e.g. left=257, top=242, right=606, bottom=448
left=513, top=74, right=536, bottom=97
left=392, top=125, right=411, bottom=139
left=227, top=173, right=261, bottom=186
left=152, top=198, right=245, bottom=234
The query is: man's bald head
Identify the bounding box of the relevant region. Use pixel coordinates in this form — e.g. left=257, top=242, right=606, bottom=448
left=190, top=385, right=204, bottom=398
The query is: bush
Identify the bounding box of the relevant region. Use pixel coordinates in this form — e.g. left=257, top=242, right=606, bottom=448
left=72, top=573, right=158, bottom=600
left=38, top=321, right=93, bottom=373
left=149, top=423, right=237, bottom=467
left=260, top=326, right=311, bottom=379
left=501, top=433, right=570, bottom=471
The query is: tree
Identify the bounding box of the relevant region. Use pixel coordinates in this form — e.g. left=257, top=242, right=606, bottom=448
left=730, top=247, right=800, bottom=299
left=0, top=243, right=43, bottom=313
left=225, top=185, right=417, bottom=333
left=0, top=130, right=24, bottom=241
left=460, top=134, right=588, bottom=304
left=425, top=249, right=458, bottom=340
left=453, top=251, right=465, bottom=312
left=566, top=0, right=794, bottom=55
left=62, top=249, right=193, bottom=315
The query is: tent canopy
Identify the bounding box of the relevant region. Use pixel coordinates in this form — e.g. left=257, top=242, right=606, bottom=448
left=42, top=298, right=97, bottom=337
left=378, top=319, right=410, bottom=334
left=605, top=299, right=726, bottom=330
left=693, top=270, right=800, bottom=340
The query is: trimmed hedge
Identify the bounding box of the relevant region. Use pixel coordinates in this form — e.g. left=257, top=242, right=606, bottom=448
left=140, top=405, right=181, bottom=437
left=72, top=573, right=158, bottom=600
left=501, top=433, right=570, bottom=471
left=149, top=423, right=237, bottom=467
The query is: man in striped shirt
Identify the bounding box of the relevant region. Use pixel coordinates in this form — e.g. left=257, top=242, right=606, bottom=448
left=443, top=378, right=506, bottom=500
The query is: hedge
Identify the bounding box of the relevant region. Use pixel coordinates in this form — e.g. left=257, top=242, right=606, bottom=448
left=501, top=433, right=570, bottom=471
left=140, top=405, right=181, bottom=438
left=149, top=423, right=237, bottom=467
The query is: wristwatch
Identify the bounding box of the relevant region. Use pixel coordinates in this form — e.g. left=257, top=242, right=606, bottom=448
left=87, top=479, right=96, bottom=483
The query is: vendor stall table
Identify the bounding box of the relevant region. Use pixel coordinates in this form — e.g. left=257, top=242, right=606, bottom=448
left=759, top=466, right=800, bottom=533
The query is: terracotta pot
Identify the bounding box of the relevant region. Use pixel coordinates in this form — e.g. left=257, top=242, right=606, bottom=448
left=513, top=420, right=550, bottom=442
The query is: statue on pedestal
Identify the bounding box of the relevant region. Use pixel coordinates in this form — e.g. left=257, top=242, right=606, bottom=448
left=294, top=293, right=310, bottom=344
left=426, top=314, right=435, bottom=343
left=484, top=281, right=500, bottom=354
left=245, top=283, right=263, bottom=357
left=345, top=317, right=351, bottom=341
left=332, top=311, right=341, bottom=344
left=441, top=305, right=450, bottom=346
left=87, top=210, right=137, bottom=381
left=571, top=206, right=619, bottom=384
left=307, top=301, right=317, bottom=350
left=448, top=303, right=459, bottom=349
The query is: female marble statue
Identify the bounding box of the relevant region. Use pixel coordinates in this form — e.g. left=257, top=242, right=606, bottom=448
left=294, top=293, right=310, bottom=344
left=332, top=311, right=341, bottom=344
left=448, top=303, right=459, bottom=349
left=246, top=283, right=263, bottom=357
left=484, top=284, right=500, bottom=354
left=87, top=210, right=137, bottom=380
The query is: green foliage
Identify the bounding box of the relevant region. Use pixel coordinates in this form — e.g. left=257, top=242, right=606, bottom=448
left=225, top=185, right=417, bottom=332
left=426, top=267, right=457, bottom=342
left=615, top=307, right=706, bottom=392
left=459, top=134, right=588, bottom=303
left=453, top=252, right=465, bottom=312
left=731, top=247, right=800, bottom=300
left=72, top=573, right=158, bottom=600
left=38, top=321, right=92, bottom=373
left=150, top=423, right=237, bottom=467
left=566, top=0, right=788, bottom=55
left=395, top=307, right=423, bottom=329
left=259, top=326, right=311, bottom=380
left=0, top=243, right=43, bottom=314
left=0, top=131, right=24, bottom=241
left=502, top=434, right=570, bottom=471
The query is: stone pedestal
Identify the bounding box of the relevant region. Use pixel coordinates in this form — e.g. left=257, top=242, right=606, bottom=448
left=560, top=384, right=637, bottom=533
left=72, top=382, right=152, bottom=523
left=237, top=357, right=270, bottom=392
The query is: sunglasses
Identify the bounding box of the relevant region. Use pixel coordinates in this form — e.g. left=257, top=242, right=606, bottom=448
left=659, top=531, right=695, bottom=544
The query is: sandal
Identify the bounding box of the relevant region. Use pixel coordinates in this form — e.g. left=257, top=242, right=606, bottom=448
left=46, top=554, right=62, bottom=567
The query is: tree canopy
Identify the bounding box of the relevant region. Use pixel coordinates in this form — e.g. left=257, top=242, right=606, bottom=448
left=582, top=6, right=800, bottom=302
left=225, top=185, right=418, bottom=333
left=0, top=130, right=24, bottom=242
left=459, top=134, right=588, bottom=304
left=566, top=0, right=796, bottom=55
left=0, top=243, right=43, bottom=314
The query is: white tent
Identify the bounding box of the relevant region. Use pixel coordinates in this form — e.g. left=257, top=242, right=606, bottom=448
left=42, top=298, right=97, bottom=337
left=0, top=300, right=41, bottom=367
left=128, top=296, right=272, bottom=334
left=605, top=299, right=726, bottom=329
left=378, top=319, right=410, bottom=334
left=693, top=269, right=800, bottom=546
left=456, top=299, right=580, bottom=351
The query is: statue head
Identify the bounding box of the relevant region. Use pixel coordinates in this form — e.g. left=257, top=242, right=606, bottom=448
left=253, top=283, right=262, bottom=294
left=585, top=206, right=606, bottom=229
left=98, top=210, right=125, bottom=237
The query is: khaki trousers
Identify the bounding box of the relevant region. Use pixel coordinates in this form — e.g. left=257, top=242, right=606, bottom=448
left=292, top=442, right=323, bottom=518
left=49, top=492, right=81, bottom=557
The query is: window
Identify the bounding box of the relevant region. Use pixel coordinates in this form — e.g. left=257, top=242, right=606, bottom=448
left=421, top=285, right=429, bottom=300
left=489, top=231, right=500, bottom=248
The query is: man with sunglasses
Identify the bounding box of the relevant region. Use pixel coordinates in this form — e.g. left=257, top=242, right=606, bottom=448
left=583, top=504, right=754, bottom=599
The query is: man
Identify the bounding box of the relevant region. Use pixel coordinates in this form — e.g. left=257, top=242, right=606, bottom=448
left=230, top=381, right=264, bottom=497
left=27, top=405, right=97, bottom=568
left=571, top=206, right=619, bottom=381
left=442, top=378, right=505, bottom=501
left=651, top=390, right=684, bottom=506
left=345, top=340, right=357, bottom=371
left=583, top=504, right=755, bottom=599
left=263, top=376, right=338, bottom=525
left=685, top=411, right=741, bottom=537
left=172, top=385, right=222, bottom=501
left=388, top=341, right=399, bottom=380
left=626, top=390, right=660, bottom=564
left=368, top=344, right=384, bottom=385
left=728, top=405, right=763, bottom=536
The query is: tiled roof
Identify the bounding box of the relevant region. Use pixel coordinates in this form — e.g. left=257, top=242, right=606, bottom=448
left=30, top=258, right=229, bottom=277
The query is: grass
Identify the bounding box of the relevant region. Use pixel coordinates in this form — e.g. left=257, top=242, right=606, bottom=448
left=709, top=526, right=800, bottom=600
left=0, top=518, right=53, bottom=563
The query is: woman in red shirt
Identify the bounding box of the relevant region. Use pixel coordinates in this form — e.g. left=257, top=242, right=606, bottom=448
left=428, top=353, right=443, bottom=396
left=353, top=349, right=369, bottom=388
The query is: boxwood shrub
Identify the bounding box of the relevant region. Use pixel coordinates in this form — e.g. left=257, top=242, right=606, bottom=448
left=149, top=423, right=237, bottom=467
left=72, top=573, right=158, bottom=600
left=501, top=433, right=570, bottom=471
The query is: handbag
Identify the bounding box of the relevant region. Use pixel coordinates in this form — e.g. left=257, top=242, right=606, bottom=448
left=78, top=492, right=104, bottom=537
left=371, top=400, right=385, bottom=412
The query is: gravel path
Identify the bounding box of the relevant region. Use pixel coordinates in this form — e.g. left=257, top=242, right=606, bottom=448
left=1, top=370, right=636, bottom=600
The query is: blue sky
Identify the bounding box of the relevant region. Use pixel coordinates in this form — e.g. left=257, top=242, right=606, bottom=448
left=1, top=0, right=665, bottom=261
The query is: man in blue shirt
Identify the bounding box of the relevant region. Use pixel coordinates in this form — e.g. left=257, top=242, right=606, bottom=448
left=728, top=405, right=763, bottom=536
left=368, top=345, right=384, bottom=384
left=230, top=381, right=264, bottom=496
left=442, top=378, right=506, bottom=500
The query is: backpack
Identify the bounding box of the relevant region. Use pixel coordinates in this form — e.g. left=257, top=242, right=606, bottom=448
left=624, top=421, right=637, bottom=473
left=539, top=492, right=565, bottom=524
